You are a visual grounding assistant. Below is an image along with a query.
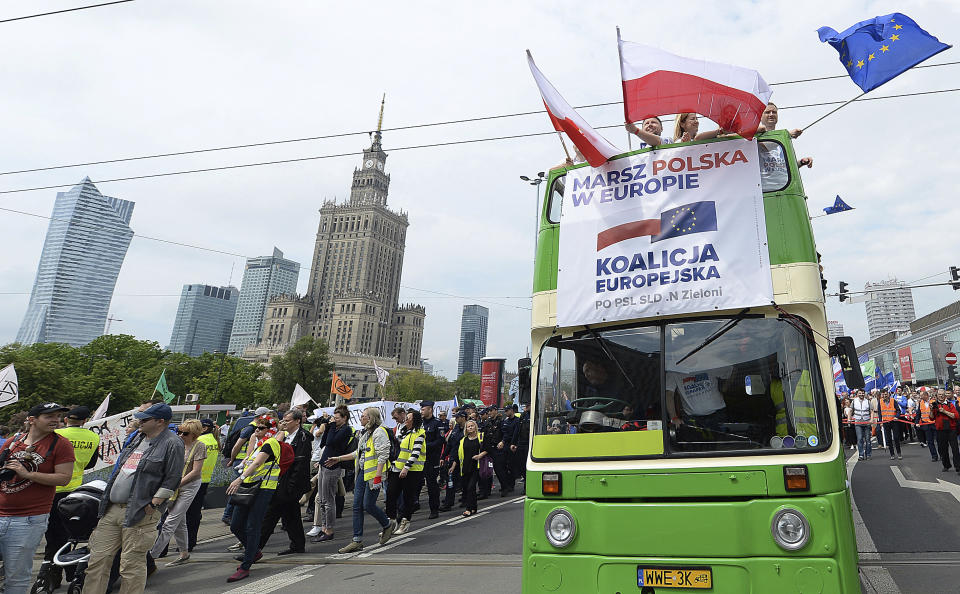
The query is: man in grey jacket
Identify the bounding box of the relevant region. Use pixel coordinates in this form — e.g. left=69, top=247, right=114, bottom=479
left=82, top=403, right=185, bottom=594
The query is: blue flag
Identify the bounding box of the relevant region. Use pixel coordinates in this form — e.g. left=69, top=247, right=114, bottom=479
left=818, top=13, right=951, bottom=92
left=823, top=195, right=853, bottom=215
left=651, top=201, right=718, bottom=243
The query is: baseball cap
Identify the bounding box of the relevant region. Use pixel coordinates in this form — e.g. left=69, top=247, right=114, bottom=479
left=28, top=403, right=70, bottom=417
left=254, top=406, right=272, bottom=416
left=134, top=402, right=173, bottom=421
left=420, top=400, right=435, bottom=408
left=66, top=406, right=91, bottom=420
left=200, top=418, right=216, bottom=429
left=455, top=411, right=467, bottom=419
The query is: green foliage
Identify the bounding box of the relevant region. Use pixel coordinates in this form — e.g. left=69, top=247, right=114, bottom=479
left=383, top=369, right=454, bottom=402
left=267, top=337, right=333, bottom=405
left=452, top=372, right=481, bottom=399
left=0, top=335, right=271, bottom=423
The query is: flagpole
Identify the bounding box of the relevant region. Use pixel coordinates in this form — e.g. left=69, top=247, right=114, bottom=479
left=557, top=132, right=572, bottom=161
left=800, top=91, right=867, bottom=133
left=616, top=26, right=632, bottom=150
left=810, top=208, right=855, bottom=220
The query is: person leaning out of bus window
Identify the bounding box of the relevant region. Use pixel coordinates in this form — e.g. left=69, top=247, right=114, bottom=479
left=624, top=116, right=673, bottom=149
left=673, top=113, right=724, bottom=143
left=756, top=103, right=812, bottom=165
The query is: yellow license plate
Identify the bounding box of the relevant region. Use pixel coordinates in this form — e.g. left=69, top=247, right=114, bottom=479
left=638, top=566, right=713, bottom=589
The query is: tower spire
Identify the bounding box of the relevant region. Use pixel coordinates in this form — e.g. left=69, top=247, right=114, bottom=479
left=372, top=93, right=385, bottom=149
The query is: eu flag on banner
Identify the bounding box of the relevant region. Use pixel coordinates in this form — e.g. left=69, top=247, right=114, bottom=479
left=823, top=195, right=853, bottom=215
left=651, top=201, right=717, bottom=243
left=818, top=13, right=951, bottom=93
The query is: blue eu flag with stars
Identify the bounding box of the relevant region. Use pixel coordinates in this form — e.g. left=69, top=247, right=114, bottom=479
left=823, top=195, right=853, bottom=215
left=652, top=201, right=717, bottom=243
left=818, top=13, right=950, bottom=93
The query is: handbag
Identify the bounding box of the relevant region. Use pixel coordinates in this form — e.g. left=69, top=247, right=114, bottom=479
left=232, top=459, right=277, bottom=507
left=478, top=456, right=493, bottom=479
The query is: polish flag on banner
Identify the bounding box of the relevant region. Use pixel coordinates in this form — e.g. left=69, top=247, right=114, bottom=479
left=617, top=36, right=772, bottom=140
left=527, top=50, right=623, bottom=167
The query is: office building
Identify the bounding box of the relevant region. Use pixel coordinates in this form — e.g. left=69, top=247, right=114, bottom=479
left=17, top=178, right=134, bottom=347
left=227, top=248, right=300, bottom=355
left=864, top=279, right=915, bottom=341
left=827, top=320, right=845, bottom=342
left=458, top=304, right=489, bottom=376
left=167, top=284, right=239, bottom=357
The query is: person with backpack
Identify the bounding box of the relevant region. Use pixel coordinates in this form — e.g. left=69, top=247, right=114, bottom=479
left=308, top=406, right=353, bottom=542
left=336, top=407, right=396, bottom=553
left=257, top=409, right=312, bottom=556
left=225, top=416, right=280, bottom=583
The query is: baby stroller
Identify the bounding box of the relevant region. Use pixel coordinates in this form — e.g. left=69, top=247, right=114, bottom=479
left=31, top=480, right=106, bottom=594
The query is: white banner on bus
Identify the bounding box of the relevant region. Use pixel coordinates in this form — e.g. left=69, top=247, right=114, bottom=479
left=311, top=399, right=457, bottom=431
left=557, top=138, right=773, bottom=326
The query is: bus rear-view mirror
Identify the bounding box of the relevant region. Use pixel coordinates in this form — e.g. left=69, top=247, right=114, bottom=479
left=832, top=336, right=865, bottom=390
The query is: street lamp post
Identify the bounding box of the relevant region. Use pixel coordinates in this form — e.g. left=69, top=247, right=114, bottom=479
left=213, top=351, right=236, bottom=404
left=520, top=171, right=548, bottom=274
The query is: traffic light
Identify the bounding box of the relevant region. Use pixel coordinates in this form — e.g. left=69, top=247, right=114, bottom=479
left=839, top=281, right=849, bottom=302
left=817, top=252, right=827, bottom=293
left=949, top=364, right=958, bottom=386
left=950, top=266, right=960, bottom=291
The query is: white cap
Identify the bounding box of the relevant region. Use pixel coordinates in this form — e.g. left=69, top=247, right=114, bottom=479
left=254, top=406, right=272, bottom=416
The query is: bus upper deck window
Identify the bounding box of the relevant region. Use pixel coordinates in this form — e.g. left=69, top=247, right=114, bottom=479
left=546, top=175, right=565, bottom=224
left=758, top=140, right=791, bottom=193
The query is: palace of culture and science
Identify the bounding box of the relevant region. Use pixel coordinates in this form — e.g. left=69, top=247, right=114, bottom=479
left=244, top=99, right=425, bottom=400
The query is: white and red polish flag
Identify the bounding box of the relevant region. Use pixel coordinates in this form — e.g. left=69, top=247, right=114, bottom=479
left=527, top=50, right=623, bottom=167
left=617, top=38, right=772, bottom=140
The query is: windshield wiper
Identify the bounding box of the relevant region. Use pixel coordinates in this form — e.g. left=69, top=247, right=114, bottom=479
left=674, top=308, right=751, bottom=365
left=583, top=325, right=636, bottom=390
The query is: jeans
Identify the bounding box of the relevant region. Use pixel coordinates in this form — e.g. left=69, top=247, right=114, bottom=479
left=0, top=513, right=49, bottom=594
left=855, top=424, right=873, bottom=459
left=352, top=471, right=389, bottom=542
left=84, top=504, right=159, bottom=594
left=229, top=488, right=273, bottom=570
left=221, top=465, right=241, bottom=522
left=923, top=425, right=939, bottom=459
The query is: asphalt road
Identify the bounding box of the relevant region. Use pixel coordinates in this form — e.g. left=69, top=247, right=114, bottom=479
left=140, top=493, right=525, bottom=594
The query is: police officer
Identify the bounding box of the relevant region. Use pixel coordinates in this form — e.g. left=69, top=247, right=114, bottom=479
left=186, top=418, right=220, bottom=551
left=498, top=405, right=520, bottom=495
left=479, top=407, right=503, bottom=499
left=419, top=401, right=445, bottom=518
left=440, top=411, right=466, bottom=511
left=45, top=406, right=100, bottom=586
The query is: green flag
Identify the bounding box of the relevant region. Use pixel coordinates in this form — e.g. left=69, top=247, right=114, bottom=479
left=155, top=370, right=176, bottom=404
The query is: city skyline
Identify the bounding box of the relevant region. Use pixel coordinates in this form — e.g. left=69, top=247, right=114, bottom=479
left=227, top=248, right=300, bottom=355
left=458, top=304, right=489, bottom=376
left=167, top=283, right=239, bottom=357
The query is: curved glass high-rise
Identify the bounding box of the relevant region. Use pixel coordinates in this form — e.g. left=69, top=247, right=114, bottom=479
left=17, top=178, right=134, bottom=347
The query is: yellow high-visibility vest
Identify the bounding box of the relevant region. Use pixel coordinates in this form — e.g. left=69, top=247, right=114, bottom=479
left=361, top=426, right=390, bottom=482
left=392, top=428, right=425, bottom=472
left=55, top=426, right=100, bottom=493
left=198, top=433, right=220, bottom=483
left=243, top=438, right=281, bottom=490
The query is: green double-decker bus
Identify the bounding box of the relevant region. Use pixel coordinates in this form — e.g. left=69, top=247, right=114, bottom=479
left=522, top=130, right=859, bottom=593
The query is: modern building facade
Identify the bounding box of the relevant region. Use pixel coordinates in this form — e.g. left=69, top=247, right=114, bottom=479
left=858, top=298, right=960, bottom=387
left=167, top=284, right=239, bottom=357
left=17, top=178, right=134, bottom=347
left=458, top=304, right=489, bottom=376
left=864, top=279, right=915, bottom=340
left=827, top=320, right=845, bottom=342
left=227, top=248, right=300, bottom=355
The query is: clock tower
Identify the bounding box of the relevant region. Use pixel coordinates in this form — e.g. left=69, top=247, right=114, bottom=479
left=350, top=94, right=390, bottom=206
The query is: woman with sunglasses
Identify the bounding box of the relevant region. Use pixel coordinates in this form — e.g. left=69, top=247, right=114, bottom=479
left=149, top=419, right=206, bottom=567
left=225, top=415, right=280, bottom=583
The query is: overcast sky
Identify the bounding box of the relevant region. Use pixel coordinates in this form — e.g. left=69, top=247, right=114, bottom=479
left=1, top=0, right=958, bottom=379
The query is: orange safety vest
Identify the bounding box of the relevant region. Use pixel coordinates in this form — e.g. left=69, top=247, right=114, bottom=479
left=919, top=400, right=932, bottom=424
left=879, top=399, right=897, bottom=423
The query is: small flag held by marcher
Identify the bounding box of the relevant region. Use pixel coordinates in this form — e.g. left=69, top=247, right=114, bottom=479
left=92, top=392, right=110, bottom=420
left=823, top=195, right=853, bottom=215
left=154, top=369, right=176, bottom=404
left=373, top=360, right=389, bottom=387
left=527, top=50, right=624, bottom=167
left=290, top=383, right=314, bottom=408
left=818, top=13, right=951, bottom=93
left=0, top=363, right=19, bottom=409
left=330, top=372, right=354, bottom=401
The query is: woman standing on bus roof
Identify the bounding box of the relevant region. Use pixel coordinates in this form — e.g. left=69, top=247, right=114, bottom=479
left=625, top=116, right=673, bottom=148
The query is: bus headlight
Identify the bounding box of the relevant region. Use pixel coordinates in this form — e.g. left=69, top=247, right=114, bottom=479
left=544, top=508, right=576, bottom=548
left=771, top=508, right=810, bottom=551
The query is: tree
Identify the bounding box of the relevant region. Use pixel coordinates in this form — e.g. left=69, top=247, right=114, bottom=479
left=268, top=337, right=333, bottom=405
left=452, top=372, right=481, bottom=400
left=188, top=353, right=269, bottom=407
left=383, top=369, right=453, bottom=402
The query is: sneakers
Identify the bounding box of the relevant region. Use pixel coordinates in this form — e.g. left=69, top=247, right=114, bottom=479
left=312, top=532, right=334, bottom=543
left=165, top=556, right=190, bottom=567
left=890, top=454, right=896, bottom=460
left=227, top=541, right=244, bottom=552
left=306, top=526, right=323, bottom=537
left=378, top=520, right=397, bottom=545
left=897, top=453, right=903, bottom=460
left=338, top=541, right=364, bottom=553
left=227, top=568, right=250, bottom=583
left=395, top=519, right=410, bottom=535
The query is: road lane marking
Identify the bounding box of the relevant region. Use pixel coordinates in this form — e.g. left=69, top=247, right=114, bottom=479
left=890, top=466, right=960, bottom=503
left=356, top=537, right=414, bottom=558
left=447, top=511, right=489, bottom=525
left=222, top=564, right=323, bottom=594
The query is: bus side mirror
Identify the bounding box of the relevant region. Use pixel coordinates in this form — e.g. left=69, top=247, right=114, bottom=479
left=745, top=375, right=765, bottom=395
left=518, top=357, right=532, bottom=405
left=830, top=336, right=865, bottom=390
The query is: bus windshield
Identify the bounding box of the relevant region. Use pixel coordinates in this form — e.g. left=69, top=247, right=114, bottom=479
left=534, top=317, right=832, bottom=458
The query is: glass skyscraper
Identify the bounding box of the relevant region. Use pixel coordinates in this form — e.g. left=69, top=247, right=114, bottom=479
left=168, top=284, right=240, bottom=357
left=17, top=178, right=134, bottom=347
left=458, top=304, right=489, bottom=376
left=227, top=248, right=300, bottom=355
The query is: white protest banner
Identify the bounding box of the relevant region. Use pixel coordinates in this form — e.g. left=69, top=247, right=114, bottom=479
left=0, top=364, right=18, bottom=409
left=313, top=398, right=458, bottom=431
left=83, top=408, right=138, bottom=471
left=557, top=138, right=773, bottom=326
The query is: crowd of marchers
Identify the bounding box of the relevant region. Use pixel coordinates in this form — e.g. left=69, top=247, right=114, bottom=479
left=0, top=396, right=529, bottom=592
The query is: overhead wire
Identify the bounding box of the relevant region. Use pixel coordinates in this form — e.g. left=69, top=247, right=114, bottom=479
left=0, top=61, right=956, bottom=179
left=0, top=0, right=135, bottom=24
